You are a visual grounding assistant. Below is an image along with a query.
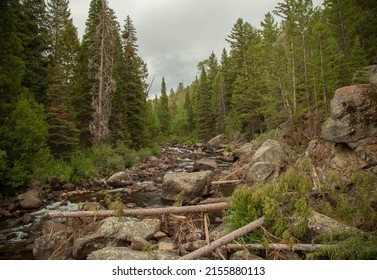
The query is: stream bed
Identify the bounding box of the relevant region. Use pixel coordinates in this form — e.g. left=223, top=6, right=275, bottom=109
left=0, top=146, right=234, bottom=259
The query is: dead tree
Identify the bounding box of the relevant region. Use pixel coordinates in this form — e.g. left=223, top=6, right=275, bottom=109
left=89, top=0, right=116, bottom=146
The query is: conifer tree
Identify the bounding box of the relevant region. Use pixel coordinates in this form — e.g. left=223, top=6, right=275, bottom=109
left=196, top=68, right=212, bottom=141
left=122, top=15, right=149, bottom=148
left=18, top=0, right=50, bottom=104
left=46, top=0, right=80, bottom=158
left=0, top=0, right=25, bottom=125
left=157, top=77, right=171, bottom=134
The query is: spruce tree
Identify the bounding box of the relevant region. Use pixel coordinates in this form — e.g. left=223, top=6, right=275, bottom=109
left=196, top=68, right=212, bottom=141
left=17, top=0, right=50, bottom=104
left=46, top=0, right=80, bottom=158
left=122, top=15, right=149, bottom=148
left=0, top=0, right=25, bottom=125
left=157, top=77, right=171, bottom=134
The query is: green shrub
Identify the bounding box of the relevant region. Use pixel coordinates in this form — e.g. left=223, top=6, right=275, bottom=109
left=69, top=151, right=96, bottom=184
left=227, top=168, right=313, bottom=244
left=90, top=145, right=124, bottom=176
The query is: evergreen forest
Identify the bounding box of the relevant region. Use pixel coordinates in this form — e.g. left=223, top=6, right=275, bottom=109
left=1, top=0, right=376, bottom=195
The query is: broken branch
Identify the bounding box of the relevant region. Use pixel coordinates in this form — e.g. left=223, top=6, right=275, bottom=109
left=180, top=216, right=265, bottom=260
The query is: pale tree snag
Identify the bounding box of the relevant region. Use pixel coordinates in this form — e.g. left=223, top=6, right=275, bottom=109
left=225, top=243, right=334, bottom=252
left=48, top=202, right=229, bottom=218
left=179, top=216, right=265, bottom=260
left=89, top=0, right=116, bottom=146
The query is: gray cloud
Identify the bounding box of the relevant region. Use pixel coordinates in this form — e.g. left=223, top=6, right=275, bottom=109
left=69, top=0, right=323, bottom=97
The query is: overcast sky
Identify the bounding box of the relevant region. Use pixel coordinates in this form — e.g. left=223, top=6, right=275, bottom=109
left=69, top=0, right=323, bottom=98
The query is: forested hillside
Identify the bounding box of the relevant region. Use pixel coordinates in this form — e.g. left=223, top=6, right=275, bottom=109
left=1, top=0, right=376, bottom=195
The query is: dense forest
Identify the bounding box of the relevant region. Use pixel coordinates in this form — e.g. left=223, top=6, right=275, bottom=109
left=0, top=0, right=376, bottom=195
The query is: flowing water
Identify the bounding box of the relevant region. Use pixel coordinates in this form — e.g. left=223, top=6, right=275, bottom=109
left=0, top=146, right=233, bottom=259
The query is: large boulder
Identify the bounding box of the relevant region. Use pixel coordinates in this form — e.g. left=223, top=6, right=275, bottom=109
left=73, top=217, right=160, bottom=259
left=244, top=139, right=289, bottom=183
left=17, top=188, right=42, bottom=209
left=33, top=232, right=71, bottom=260
left=161, top=171, right=213, bottom=203
left=321, top=84, right=377, bottom=170
left=193, top=158, right=219, bottom=171
left=321, top=84, right=377, bottom=143
left=87, top=247, right=179, bottom=260
left=306, top=140, right=360, bottom=170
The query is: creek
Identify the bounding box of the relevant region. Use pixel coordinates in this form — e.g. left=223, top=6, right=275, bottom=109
left=0, top=146, right=233, bottom=259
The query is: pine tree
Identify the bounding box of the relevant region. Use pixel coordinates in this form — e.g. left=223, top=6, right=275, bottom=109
left=71, top=0, right=102, bottom=147
left=196, top=68, right=212, bottom=141
left=17, top=0, right=50, bottom=104
left=157, top=77, right=171, bottom=134
left=122, top=15, right=149, bottom=148
left=46, top=0, right=80, bottom=158
left=0, top=0, right=25, bottom=126
left=184, top=88, right=195, bottom=134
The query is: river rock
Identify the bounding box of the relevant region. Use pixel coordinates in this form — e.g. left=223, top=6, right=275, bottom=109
left=17, top=188, right=42, bottom=209
left=308, top=211, right=360, bottom=237
left=205, top=134, right=224, bottom=149
left=42, top=220, right=68, bottom=235
left=157, top=237, right=177, bottom=252
left=73, top=217, right=160, bottom=259
left=107, top=171, right=133, bottom=187
left=33, top=232, right=71, bottom=260
left=161, top=170, right=213, bottom=203
left=87, top=247, right=180, bottom=260
left=131, top=236, right=150, bottom=251
left=230, top=250, right=263, bottom=260
left=193, top=158, right=219, bottom=171
left=234, top=142, right=254, bottom=159
left=244, top=139, right=289, bottom=183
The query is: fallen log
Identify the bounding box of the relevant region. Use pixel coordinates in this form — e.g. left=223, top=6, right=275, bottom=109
left=180, top=216, right=265, bottom=260
left=198, top=197, right=230, bottom=205
left=48, top=202, right=229, bottom=218
left=225, top=243, right=334, bottom=252
left=211, top=179, right=242, bottom=185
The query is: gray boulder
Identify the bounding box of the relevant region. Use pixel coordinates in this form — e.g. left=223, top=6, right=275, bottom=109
left=306, top=140, right=359, bottom=170
left=87, top=247, right=179, bottom=260
left=321, top=84, right=377, bottom=169
left=33, top=232, right=71, bottom=260
left=107, top=171, right=132, bottom=187
left=161, top=171, right=213, bottom=203
left=205, top=134, right=224, bottom=149
left=233, top=142, right=254, bottom=159
left=321, top=84, right=377, bottom=143
left=73, top=217, right=160, bottom=259
left=193, top=158, right=219, bottom=171
left=17, top=188, right=42, bottom=209
left=244, top=139, right=289, bottom=183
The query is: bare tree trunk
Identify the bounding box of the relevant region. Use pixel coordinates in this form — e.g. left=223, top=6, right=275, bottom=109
left=180, top=217, right=265, bottom=260
left=302, top=28, right=312, bottom=138
left=291, top=40, right=297, bottom=115
left=89, top=0, right=116, bottom=146
left=48, top=202, right=229, bottom=218
left=319, top=35, right=328, bottom=115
